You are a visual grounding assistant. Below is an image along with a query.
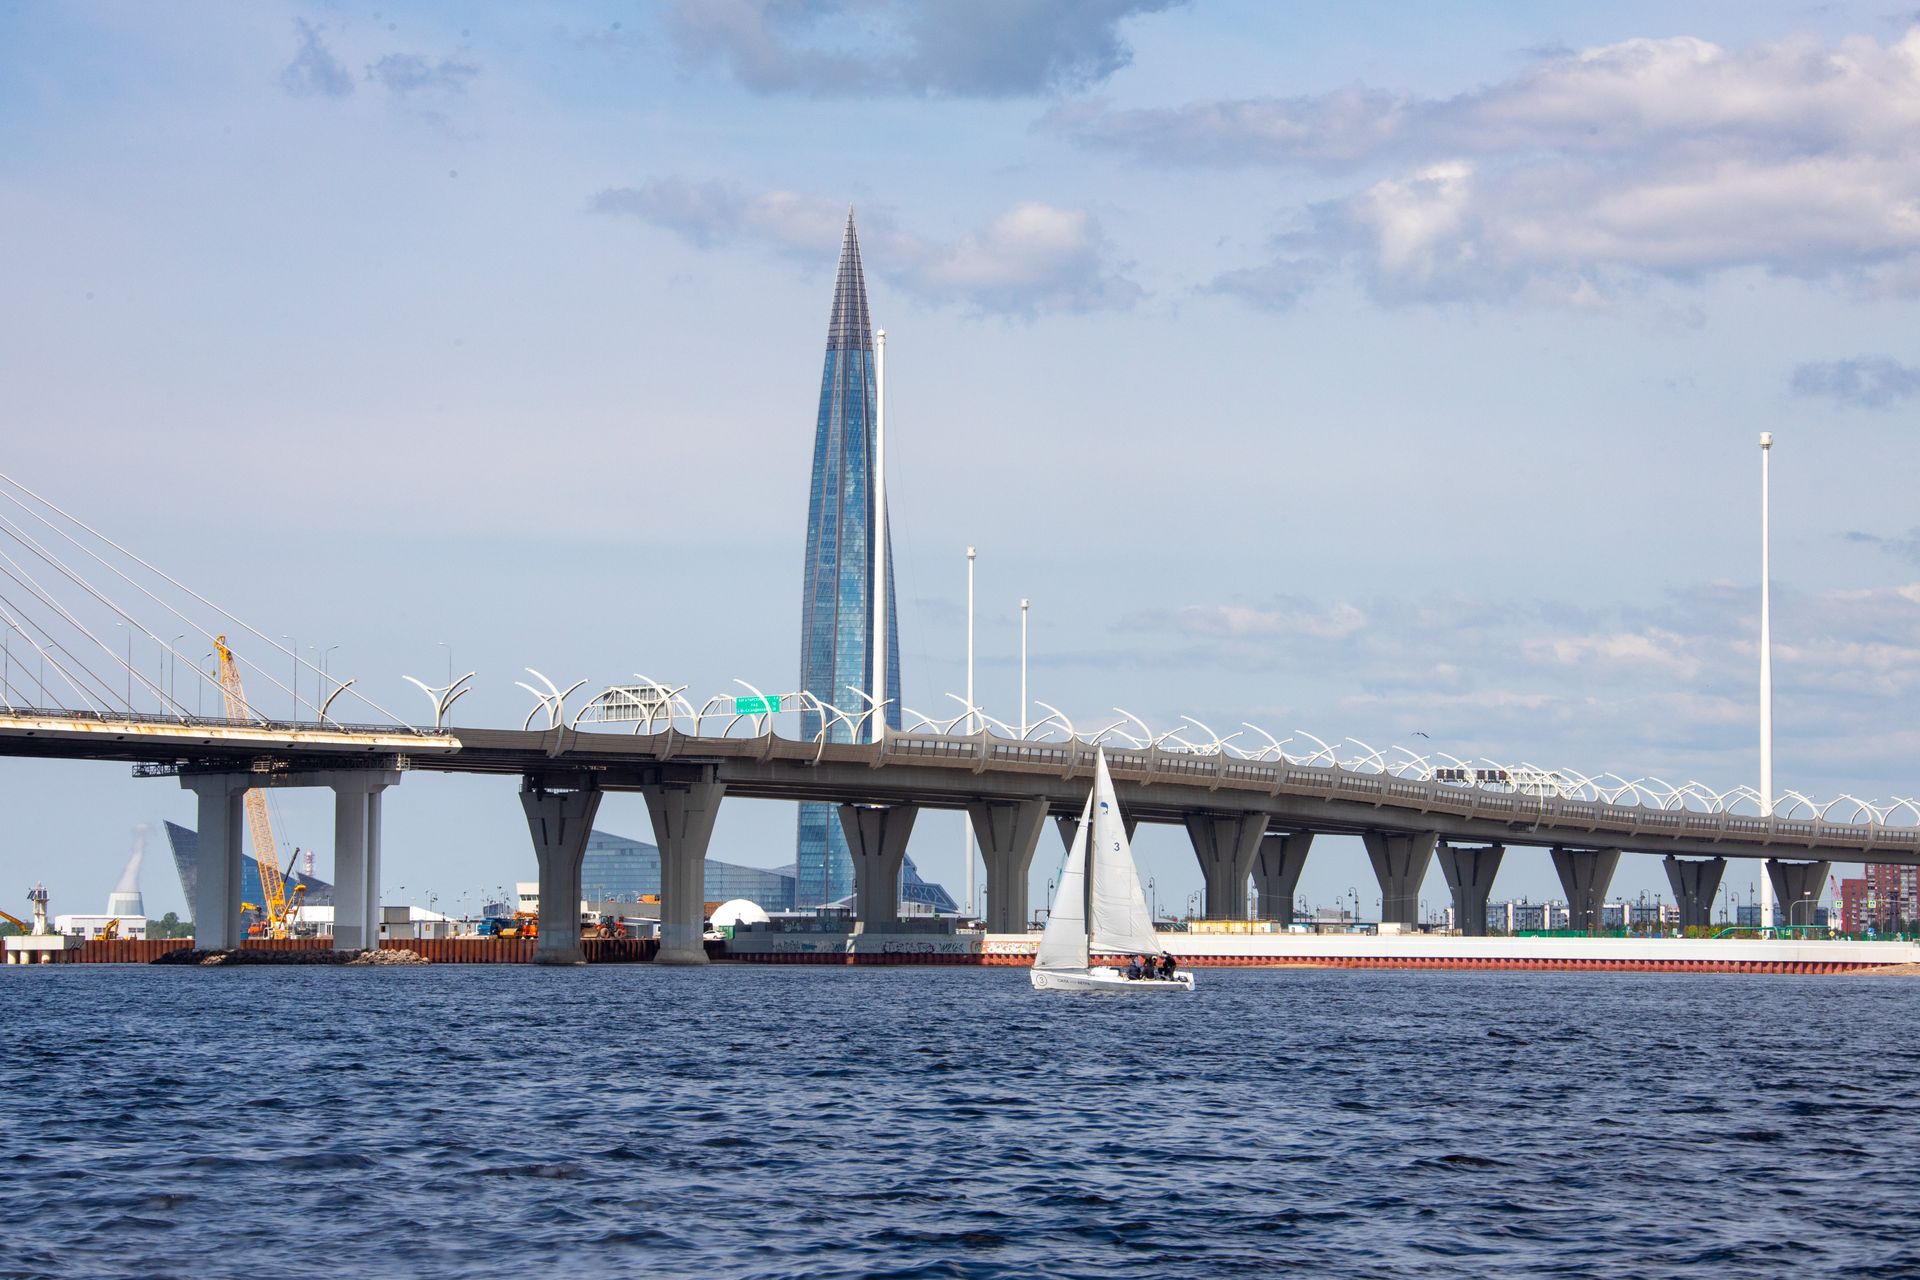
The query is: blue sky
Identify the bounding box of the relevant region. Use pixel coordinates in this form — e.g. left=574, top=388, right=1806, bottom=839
left=4, top=1, right=1920, bottom=922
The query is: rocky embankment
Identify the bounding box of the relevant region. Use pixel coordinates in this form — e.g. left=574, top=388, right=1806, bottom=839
left=152, top=948, right=429, bottom=967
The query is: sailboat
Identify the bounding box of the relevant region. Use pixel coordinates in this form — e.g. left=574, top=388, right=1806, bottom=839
left=1031, top=749, right=1195, bottom=993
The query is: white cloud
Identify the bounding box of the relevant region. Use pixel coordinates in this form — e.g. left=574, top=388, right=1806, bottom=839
left=592, top=180, right=1140, bottom=315
left=1170, top=600, right=1368, bottom=640
left=1114, top=580, right=1920, bottom=801
left=1521, top=630, right=1704, bottom=680
left=666, top=0, right=1182, bottom=98
left=1058, top=26, right=1920, bottom=304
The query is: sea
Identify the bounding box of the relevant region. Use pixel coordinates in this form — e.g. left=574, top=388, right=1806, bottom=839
left=2, top=965, right=1915, bottom=1279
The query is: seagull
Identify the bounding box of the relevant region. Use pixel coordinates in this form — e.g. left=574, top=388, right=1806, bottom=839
left=1412, top=731, right=1430, bottom=739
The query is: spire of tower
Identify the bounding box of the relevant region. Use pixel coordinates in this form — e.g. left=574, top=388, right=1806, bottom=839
left=827, top=207, right=874, bottom=352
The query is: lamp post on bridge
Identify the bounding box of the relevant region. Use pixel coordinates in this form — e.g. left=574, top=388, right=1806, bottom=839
left=1019, top=597, right=1029, bottom=739
left=113, top=620, right=131, bottom=711
left=169, top=633, right=185, bottom=713
left=281, top=633, right=297, bottom=722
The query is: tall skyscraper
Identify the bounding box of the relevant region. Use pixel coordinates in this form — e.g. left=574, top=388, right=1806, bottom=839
left=796, top=210, right=902, bottom=906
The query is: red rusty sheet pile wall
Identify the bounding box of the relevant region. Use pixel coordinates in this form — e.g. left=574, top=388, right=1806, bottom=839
left=67, top=936, right=663, bottom=964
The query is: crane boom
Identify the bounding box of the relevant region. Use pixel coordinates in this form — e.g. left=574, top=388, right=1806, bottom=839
left=213, top=635, right=295, bottom=938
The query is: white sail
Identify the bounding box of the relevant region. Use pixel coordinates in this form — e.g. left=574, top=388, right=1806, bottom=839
left=1086, top=750, right=1161, bottom=958
left=1034, top=791, right=1092, bottom=971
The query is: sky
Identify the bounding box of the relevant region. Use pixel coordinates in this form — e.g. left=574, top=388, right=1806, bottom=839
left=4, top=0, right=1920, bottom=924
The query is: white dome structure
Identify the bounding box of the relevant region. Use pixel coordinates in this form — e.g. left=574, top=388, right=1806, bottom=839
left=709, top=899, right=770, bottom=929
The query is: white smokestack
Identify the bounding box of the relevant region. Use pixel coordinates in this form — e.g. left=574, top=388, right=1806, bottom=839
left=107, top=824, right=148, bottom=919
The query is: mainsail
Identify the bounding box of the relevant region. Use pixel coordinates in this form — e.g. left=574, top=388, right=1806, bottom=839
left=1034, top=791, right=1092, bottom=971
left=1086, top=751, right=1160, bottom=957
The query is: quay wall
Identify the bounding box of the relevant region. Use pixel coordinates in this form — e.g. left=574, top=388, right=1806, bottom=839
left=727, top=931, right=1920, bottom=974
left=31, top=933, right=1920, bottom=974
left=60, top=937, right=670, bottom=964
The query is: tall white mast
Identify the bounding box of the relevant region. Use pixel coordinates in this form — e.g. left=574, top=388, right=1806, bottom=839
left=1759, top=432, right=1775, bottom=932
left=872, top=328, right=887, bottom=744
left=964, top=546, right=977, bottom=916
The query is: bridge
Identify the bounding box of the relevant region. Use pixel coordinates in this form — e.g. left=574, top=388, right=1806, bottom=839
left=0, top=470, right=1912, bottom=964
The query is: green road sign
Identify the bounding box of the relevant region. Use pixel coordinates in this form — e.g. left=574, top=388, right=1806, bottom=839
left=733, top=695, right=780, bottom=715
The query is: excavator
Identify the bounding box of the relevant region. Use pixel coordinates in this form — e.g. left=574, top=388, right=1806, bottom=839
left=213, top=635, right=305, bottom=940
left=0, top=908, right=30, bottom=936
left=242, top=856, right=309, bottom=938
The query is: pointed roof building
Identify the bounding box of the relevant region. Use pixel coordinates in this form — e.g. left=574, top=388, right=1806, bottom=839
left=795, top=210, right=903, bottom=908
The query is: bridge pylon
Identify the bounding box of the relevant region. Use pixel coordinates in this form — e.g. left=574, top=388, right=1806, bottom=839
left=1252, top=832, right=1312, bottom=922
left=1437, top=843, right=1504, bottom=936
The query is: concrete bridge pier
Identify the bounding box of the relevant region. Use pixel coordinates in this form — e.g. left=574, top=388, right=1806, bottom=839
left=1663, top=856, right=1727, bottom=929
left=520, top=777, right=602, bottom=965
left=1252, top=832, right=1312, bottom=922
left=1551, top=847, right=1621, bottom=933
left=642, top=771, right=726, bottom=965
left=330, top=773, right=397, bottom=951
left=1766, top=859, right=1831, bottom=929
left=1184, top=813, right=1266, bottom=920
left=840, top=804, right=919, bottom=930
left=970, top=798, right=1048, bottom=932
left=1363, top=831, right=1436, bottom=927
left=182, top=773, right=250, bottom=951
left=1437, top=843, right=1504, bottom=936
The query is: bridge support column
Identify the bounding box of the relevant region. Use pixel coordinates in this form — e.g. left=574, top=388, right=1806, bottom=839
left=330, top=773, right=396, bottom=951
left=968, top=798, right=1048, bottom=932
left=1437, top=843, right=1504, bottom=936
left=1252, top=832, right=1312, bottom=922
left=1363, top=831, right=1437, bottom=927
left=521, top=778, right=602, bottom=966
left=181, top=773, right=249, bottom=951
left=1056, top=811, right=1136, bottom=851
left=1551, top=847, right=1621, bottom=933
left=1663, top=856, right=1727, bottom=930
left=642, top=771, right=726, bottom=966
left=1184, top=813, right=1266, bottom=920
left=1765, top=859, right=1830, bottom=930
left=840, top=804, right=919, bottom=931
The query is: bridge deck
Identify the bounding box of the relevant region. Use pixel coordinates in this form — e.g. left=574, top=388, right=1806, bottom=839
left=2, top=710, right=1905, bottom=863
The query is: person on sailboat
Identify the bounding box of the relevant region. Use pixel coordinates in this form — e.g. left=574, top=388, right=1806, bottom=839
left=1158, top=952, right=1177, bottom=980
left=1125, top=955, right=1143, bottom=979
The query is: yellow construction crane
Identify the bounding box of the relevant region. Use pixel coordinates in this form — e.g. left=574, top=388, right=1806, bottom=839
left=213, top=635, right=301, bottom=940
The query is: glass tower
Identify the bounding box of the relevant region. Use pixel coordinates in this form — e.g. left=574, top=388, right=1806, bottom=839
left=796, top=210, right=902, bottom=906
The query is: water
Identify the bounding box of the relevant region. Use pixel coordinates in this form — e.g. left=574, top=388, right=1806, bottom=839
left=3, top=966, right=1917, bottom=1279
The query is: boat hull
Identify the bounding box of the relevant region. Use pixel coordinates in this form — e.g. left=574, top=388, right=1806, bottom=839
left=1031, top=965, right=1195, bottom=993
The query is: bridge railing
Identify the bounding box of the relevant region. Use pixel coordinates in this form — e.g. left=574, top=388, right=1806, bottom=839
left=0, top=703, right=448, bottom=738
left=802, top=726, right=1914, bottom=852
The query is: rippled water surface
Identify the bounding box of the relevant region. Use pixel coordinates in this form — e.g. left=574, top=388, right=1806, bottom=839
left=4, top=965, right=1919, bottom=1278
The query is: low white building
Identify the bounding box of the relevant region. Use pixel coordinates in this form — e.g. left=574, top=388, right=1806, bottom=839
left=54, top=913, right=147, bottom=940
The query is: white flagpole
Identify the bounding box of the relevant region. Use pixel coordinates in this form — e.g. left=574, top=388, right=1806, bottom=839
left=873, top=328, right=887, bottom=744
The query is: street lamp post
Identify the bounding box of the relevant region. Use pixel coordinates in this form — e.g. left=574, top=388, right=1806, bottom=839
left=114, top=621, right=130, bottom=711
left=321, top=645, right=339, bottom=720
left=1019, top=598, right=1029, bottom=738
left=169, top=633, right=186, bottom=711
left=282, top=634, right=296, bottom=722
